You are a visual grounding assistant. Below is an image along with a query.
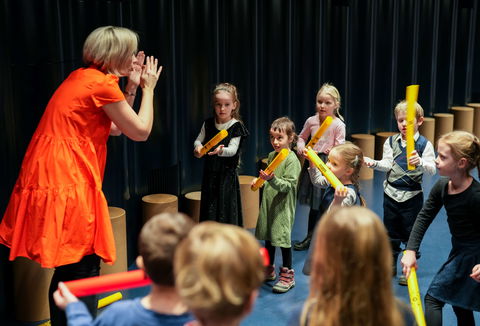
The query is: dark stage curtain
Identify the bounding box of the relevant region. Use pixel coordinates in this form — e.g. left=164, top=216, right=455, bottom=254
left=1, top=0, right=479, bottom=320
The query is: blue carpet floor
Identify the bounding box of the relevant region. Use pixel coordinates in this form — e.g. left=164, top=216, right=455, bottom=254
left=241, top=170, right=480, bottom=326
left=5, top=171, right=479, bottom=325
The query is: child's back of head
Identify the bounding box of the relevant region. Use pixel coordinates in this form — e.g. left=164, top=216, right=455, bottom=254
left=303, top=206, right=404, bottom=326
left=174, top=221, right=264, bottom=324
left=139, top=212, right=194, bottom=286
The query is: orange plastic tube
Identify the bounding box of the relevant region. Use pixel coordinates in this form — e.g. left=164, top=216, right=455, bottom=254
left=251, top=148, right=289, bottom=191
left=199, top=129, right=229, bottom=157
left=64, top=270, right=151, bottom=297
left=306, top=116, right=333, bottom=148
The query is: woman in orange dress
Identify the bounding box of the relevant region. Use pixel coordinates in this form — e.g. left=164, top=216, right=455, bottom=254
left=0, top=26, right=162, bottom=325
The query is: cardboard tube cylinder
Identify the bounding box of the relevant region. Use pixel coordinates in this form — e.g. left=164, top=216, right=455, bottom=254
left=434, top=113, right=454, bottom=148
left=142, top=194, right=178, bottom=224
left=101, top=207, right=127, bottom=275
left=451, top=106, right=474, bottom=132
left=184, top=191, right=201, bottom=223
left=351, top=134, right=375, bottom=180
left=239, top=175, right=260, bottom=229
left=419, top=117, right=435, bottom=145
left=375, top=132, right=396, bottom=160
left=466, top=103, right=480, bottom=138
left=13, top=258, right=54, bottom=322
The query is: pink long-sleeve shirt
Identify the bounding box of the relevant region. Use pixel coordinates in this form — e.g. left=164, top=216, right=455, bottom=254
left=297, top=115, right=346, bottom=154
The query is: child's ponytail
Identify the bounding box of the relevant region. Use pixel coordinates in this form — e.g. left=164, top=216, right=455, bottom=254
left=439, top=131, right=480, bottom=177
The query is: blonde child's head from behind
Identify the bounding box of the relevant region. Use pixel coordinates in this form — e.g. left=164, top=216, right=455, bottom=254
left=328, top=142, right=363, bottom=186
left=270, top=117, right=298, bottom=151
left=174, top=221, right=264, bottom=324
left=438, top=131, right=480, bottom=177
left=138, top=212, right=194, bottom=287
left=83, top=26, right=138, bottom=76
left=212, top=83, right=241, bottom=123
left=303, top=206, right=404, bottom=326
left=316, top=83, right=343, bottom=121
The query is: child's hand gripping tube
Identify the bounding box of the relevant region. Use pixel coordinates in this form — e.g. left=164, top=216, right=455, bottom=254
left=305, top=147, right=344, bottom=189
left=64, top=269, right=151, bottom=297
left=406, top=85, right=419, bottom=170
left=407, top=266, right=427, bottom=326
left=251, top=148, right=289, bottom=191
left=199, top=129, right=229, bottom=157
left=306, top=116, right=333, bottom=148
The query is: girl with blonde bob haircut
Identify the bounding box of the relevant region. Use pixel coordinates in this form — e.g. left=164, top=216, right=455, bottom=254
left=290, top=206, right=413, bottom=326
left=174, top=221, right=264, bottom=326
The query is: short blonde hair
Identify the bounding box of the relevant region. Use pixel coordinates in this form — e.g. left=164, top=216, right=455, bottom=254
left=174, top=221, right=264, bottom=322
left=83, top=26, right=138, bottom=75
left=317, top=83, right=343, bottom=120
left=439, top=130, right=480, bottom=176
left=394, top=100, right=424, bottom=119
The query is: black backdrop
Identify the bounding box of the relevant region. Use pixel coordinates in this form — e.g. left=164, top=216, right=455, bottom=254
left=1, top=0, right=479, bottom=320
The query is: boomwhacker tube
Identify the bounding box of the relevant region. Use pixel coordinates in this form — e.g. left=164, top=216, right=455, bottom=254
left=199, top=129, right=228, bottom=157
left=305, top=147, right=344, bottom=189
left=98, top=292, right=123, bottom=309
left=407, top=267, right=427, bottom=326
left=64, top=250, right=270, bottom=297
left=406, top=85, right=419, bottom=170
left=251, top=148, right=289, bottom=191
left=64, top=270, right=151, bottom=297
left=306, top=116, right=333, bottom=148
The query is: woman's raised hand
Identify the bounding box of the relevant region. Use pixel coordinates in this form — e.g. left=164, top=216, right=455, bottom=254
left=140, top=56, right=162, bottom=91
left=127, top=51, right=145, bottom=87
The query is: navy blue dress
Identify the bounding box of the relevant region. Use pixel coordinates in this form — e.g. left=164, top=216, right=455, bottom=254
left=406, top=177, right=480, bottom=311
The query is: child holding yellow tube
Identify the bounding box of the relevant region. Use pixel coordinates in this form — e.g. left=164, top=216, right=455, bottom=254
left=193, top=83, right=249, bottom=225
left=53, top=213, right=195, bottom=326
left=301, top=142, right=365, bottom=275
left=253, top=117, right=301, bottom=293
left=364, top=101, right=436, bottom=285
left=295, top=83, right=345, bottom=251
left=402, top=131, right=480, bottom=326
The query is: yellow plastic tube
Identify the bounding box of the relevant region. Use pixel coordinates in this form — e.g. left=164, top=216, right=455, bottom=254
left=251, top=148, right=289, bottom=191
left=306, top=116, right=333, bottom=148
left=305, top=148, right=343, bottom=189
left=406, top=85, right=419, bottom=170
left=407, top=267, right=426, bottom=326
left=97, top=292, right=123, bottom=309
left=199, top=129, right=229, bottom=157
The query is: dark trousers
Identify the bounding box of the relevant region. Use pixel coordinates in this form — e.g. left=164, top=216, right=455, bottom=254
left=383, top=192, right=423, bottom=270
left=48, top=254, right=101, bottom=326
left=425, top=294, right=475, bottom=326
left=265, top=241, right=292, bottom=269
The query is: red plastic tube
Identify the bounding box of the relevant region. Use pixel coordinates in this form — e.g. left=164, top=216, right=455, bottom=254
left=64, top=270, right=151, bottom=297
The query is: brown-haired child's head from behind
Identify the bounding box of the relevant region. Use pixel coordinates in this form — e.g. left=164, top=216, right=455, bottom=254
left=174, top=221, right=264, bottom=324
left=304, top=206, right=403, bottom=326
left=138, top=212, right=194, bottom=287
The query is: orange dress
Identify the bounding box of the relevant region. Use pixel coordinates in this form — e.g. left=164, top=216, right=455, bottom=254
left=0, top=67, right=125, bottom=268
